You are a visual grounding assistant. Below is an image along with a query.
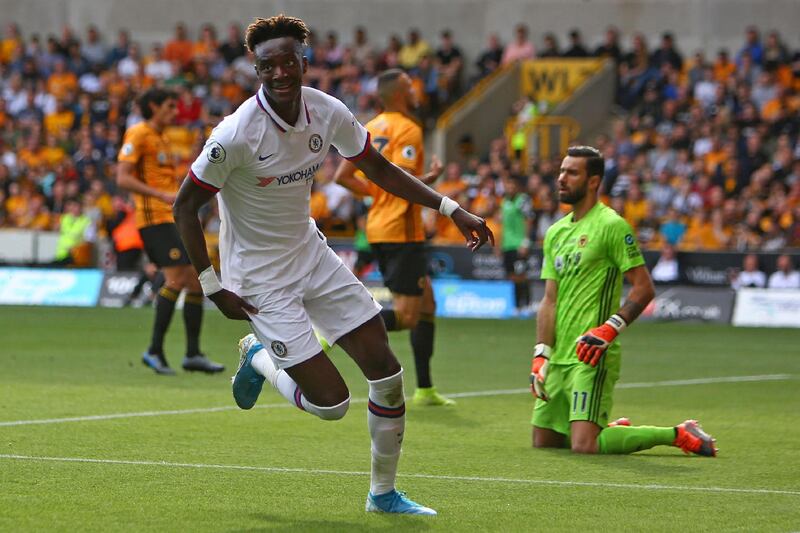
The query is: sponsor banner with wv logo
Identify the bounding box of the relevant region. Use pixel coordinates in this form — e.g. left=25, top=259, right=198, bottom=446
left=520, top=58, right=605, bottom=104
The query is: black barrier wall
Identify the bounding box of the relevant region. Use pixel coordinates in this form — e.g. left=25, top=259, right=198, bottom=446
left=525, top=282, right=735, bottom=324
left=327, top=241, right=799, bottom=287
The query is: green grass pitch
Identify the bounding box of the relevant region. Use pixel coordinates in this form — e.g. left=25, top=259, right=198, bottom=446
left=1, top=306, right=799, bottom=532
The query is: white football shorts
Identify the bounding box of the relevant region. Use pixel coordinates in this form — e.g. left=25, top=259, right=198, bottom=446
left=244, top=244, right=381, bottom=369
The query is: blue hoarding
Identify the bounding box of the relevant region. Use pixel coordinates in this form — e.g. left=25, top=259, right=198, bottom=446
left=0, top=268, right=104, bottom=307
left=432, top=279, right=515, bottom=319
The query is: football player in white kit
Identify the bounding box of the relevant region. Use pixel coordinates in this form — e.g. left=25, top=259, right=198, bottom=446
left=173, top=15, right=493, bottom=516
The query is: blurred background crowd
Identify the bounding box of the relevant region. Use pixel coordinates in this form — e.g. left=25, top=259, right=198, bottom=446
left=0, top=20, right=798, bottom=272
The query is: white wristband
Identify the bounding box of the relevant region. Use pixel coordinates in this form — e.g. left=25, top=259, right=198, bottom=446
left=534, top=343, right=552, bottom=359
left=439, top=196, right=460, bottom=217
left=605, top=314, right=628, bottom=333
left=198, top=265, right=223, bottom=296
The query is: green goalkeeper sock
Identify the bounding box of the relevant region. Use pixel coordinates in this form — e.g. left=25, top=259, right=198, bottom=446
left=597, top=425, right=676, bottom=454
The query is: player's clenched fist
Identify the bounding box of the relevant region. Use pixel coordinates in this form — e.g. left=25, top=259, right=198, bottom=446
left=576, top=314, right=627, bottom=366
left=529, top=343, right=551, bottom=401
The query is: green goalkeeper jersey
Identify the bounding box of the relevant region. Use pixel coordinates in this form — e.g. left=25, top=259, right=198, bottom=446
left=541, top=202, right=645, bottom=365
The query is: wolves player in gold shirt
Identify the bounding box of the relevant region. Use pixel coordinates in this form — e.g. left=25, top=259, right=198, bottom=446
left=335, top=69, right=453, bottom=406
left=117, top=88, right=223, bottom=375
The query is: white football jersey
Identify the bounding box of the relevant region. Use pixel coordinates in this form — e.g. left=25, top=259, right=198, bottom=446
left=190, top=86, right=370, bottom=295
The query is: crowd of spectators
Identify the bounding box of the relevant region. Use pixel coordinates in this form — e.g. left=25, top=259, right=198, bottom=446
left=728, top=253, right=800, bottom=289
left=595, top=26, right=800, bottom=253
left=0, top=21, right=470, bottom=264
left=478, top=24, right=800, bottom=254
left=0, top=20, right=797, bottom=272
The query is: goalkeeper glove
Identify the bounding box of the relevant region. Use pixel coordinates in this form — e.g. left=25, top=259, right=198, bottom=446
left=530, top=343, right=551, bottom=401
left=576, top=314, right=627, bottom=366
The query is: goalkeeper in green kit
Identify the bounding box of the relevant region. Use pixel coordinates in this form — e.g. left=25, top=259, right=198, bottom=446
left=529, top=146, right=717, bottom=456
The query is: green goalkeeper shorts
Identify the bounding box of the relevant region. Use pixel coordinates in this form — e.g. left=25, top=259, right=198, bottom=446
left=531, top=358, right=620, bottom=437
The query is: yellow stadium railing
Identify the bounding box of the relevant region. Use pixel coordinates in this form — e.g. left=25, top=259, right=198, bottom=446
left=505, top=115, right=581, bottom=169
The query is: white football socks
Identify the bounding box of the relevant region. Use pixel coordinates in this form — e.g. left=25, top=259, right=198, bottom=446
left=367, top=368, right=406, bottom=496
left=251, top=350, right=280, bottom=388
left=251, top=347, right=406, bottom=494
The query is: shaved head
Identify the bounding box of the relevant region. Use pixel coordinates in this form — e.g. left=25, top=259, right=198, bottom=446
left=376, top=68, right=405, bottom=105
left=375, top=68, right=418, bottom=112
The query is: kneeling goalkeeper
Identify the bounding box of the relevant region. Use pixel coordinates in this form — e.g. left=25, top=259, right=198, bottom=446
left=529, top=146, right=716, bottom=457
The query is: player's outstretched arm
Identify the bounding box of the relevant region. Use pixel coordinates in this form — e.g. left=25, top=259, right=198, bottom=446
left=116, top=161, right=176, bottom=204
left=353, top=146, right=494, bottom=250
left=336, top=154, right=443, bottom=194
left=531, top=279, right=557, bottom=400
left=333, top=159, right=371, bottom=196
left=576, top=265, right=655, bottom=366
left=173, top=177, right=257, bottom=321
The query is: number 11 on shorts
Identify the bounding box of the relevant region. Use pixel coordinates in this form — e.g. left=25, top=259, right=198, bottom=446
left=572, top=391, right=588, bottom=414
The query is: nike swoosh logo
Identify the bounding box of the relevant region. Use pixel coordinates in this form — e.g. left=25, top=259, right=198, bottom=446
left=258, top=154, right=274, bottom=161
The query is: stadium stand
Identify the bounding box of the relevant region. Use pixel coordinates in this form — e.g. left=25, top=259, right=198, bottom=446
left=0, top=22, right=797, bottom=272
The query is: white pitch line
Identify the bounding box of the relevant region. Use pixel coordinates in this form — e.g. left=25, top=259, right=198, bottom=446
left=0, top=373, right=793, bottom=427
left=1, top=453, right=798, bottom=497
left=428, top=373, right=795, bottom=399
left=0, top=405, right=272, bottom=426
left=617, top=374, right=794, bottom=389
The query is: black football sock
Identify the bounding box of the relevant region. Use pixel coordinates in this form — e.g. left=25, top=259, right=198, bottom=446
left=126, top=271, right=149, bottom=305
left=521, top=281, right=531, bottom=307
left=183, top=292, right=204, bottom=356
left=148, top=286, right=179, bottom=356
left=410, top=314, right=435, bottom=388
left=514, top=281, right=530, bottom=308
left=380, top=309, right=399, bottom=332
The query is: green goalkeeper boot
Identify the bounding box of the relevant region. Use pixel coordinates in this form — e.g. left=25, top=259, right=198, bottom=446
left=412, top=387, right=455, bottom=407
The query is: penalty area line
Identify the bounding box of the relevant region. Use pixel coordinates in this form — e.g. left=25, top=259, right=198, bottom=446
left=0, top=453, right=798, bottom=497
left=0, top=373, right=793, bottom=427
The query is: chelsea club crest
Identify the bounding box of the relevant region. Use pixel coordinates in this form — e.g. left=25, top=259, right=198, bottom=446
left=308, top=134, right=323, bottom=153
